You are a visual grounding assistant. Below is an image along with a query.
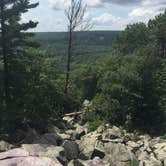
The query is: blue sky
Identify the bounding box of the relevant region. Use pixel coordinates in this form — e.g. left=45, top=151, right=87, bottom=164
left=22, top=0, right=166, bottom=32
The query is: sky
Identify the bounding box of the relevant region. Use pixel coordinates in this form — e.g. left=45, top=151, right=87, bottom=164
left=22, top=0, right=166, bottom=32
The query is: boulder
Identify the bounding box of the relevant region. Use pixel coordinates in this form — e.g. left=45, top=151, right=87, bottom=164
left=47, top=125, right=62, bottom=134
left=63, top=116, right=74, bottom=125
left=22, top=129, right=40, bottom=144
left=0, top=148, right=29, bottom=159
left=0, top=147, right=62, bottom=166
left=153, top=143, right=166, bottom=161
left=79, top=132, right=97, bottom=160
left=140, top=157, right=162, bottom=166
left=75, top=124, right=86, bottom=139
left=21, top=144, right=50, bottom=155
left=0, top=156, right=62, bottom=166
left=102, top=126, right=122, bottom=141
left=92, top=141, right=105, bottom=159
left=39, top=146, right=67, bottom=165
left=0, top=140, right=14, bottom=152
left=104, top=142, right=133, bottom=166
left=63, top=140, right=79, bottom=160
left=127, top=141, right=143, bottom=153
left=57, top=133, right=71, bottom=141
left=69, top=158, right=110, bottom=166
left=33, top=133, right=58, bottom=146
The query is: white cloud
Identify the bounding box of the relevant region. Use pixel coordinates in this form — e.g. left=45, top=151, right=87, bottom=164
left=128, top=0, right=165, bottom=24
left=129, top=8, right=153, bottom=17
left=48, top=0, right=70, bottom=10
left=93, top=13, right=120, bottom=25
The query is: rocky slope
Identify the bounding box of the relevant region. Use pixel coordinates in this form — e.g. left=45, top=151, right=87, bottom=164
left=0, top=111, right=166, bottom=166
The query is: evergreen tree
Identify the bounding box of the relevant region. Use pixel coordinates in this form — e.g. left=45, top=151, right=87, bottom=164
left=0, top=0, right=39, bottom=109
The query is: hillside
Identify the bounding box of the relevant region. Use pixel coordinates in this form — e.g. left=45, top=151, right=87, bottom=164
left=34, top=31, right=120, bottom=63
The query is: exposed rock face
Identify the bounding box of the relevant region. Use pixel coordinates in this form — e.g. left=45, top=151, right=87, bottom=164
left=104, top=142, right=133, bottom=166
left=0, top=113, right=166, bottom=166
left=0, top=140, right=14, bottom=152
left=79, top=132, right=98, bottom=160
left=39, top=146, right=67, bottom=165
left=63, top=141, right=79, bottom=160
left=0, top=148, right=62, bottom=166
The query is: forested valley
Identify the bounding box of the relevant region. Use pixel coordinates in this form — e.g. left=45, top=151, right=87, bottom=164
left=0, top=0, right=166, bottom=166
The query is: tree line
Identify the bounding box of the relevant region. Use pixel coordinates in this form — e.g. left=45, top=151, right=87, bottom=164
left=0, top=0, right=166, bottom=137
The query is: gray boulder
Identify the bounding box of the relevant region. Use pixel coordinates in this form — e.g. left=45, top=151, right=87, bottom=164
left=79, top=132, right=98, bottom=160
left=102, top=126, right=122, bottom=142
left=33, top=133, right=58, bottom=146
left=63, top=140, right=79, bottom=160
left=0, top=141, right=14, bottom=152
left=0, top=147, right=62, bottom=166
left=104, top=142, right=133, bottom=166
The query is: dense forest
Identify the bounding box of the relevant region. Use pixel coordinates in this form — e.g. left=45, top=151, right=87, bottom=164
left=0, top=0, right=166, bottom=140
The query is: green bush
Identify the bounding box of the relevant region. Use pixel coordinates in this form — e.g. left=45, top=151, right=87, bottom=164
left=160, top=134, right=166, bottom=140
left=129, top=159, right=139, bottom=166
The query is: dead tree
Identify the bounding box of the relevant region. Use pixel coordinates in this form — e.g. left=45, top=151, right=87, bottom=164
left=64, top=0, right=91, bottom=94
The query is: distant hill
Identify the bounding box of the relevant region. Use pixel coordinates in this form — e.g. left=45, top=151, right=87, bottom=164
left=34, top=31, right=120, bottom=63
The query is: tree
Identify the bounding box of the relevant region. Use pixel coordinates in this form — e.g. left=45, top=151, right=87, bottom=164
left=113, top=23, right=149, bottom=55
left=0, top=0, right=39, bottom=109
left=148, top=10, right=166, bottom=57
left=64, top=0, right=91, bottom=94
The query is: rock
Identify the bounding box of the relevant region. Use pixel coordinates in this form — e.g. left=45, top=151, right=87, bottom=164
left=102, top=126, right=122, bottom=141
left=123, top=133, right=133, bottom=143
left=68, top=160, right=75, bottom=166
left=48, top=125, right=62, bottom=134
left=0, top=147, right=62, bottom=166
left=104, top=142, right=133, bottom=166
left=137, top=151, right=150, bottom=161
left=33, top=133, right=58, bottom=146
left=0, top=140, right=14, bottom=152
left=71, top=158, right=110, bottom=166
left=153, top=143, right=166, bottom=161
left=83, top=100, right=91, bottom=108
left=79, top=132, right=97, bottom=160
left=140, top=157, right=162, bottom=166
left=39, top=146, right=67, bottom=165
left=0, top=148, right=29, bottom=159
left=63, top=140, right=79, bottom=160
left=21, top=144, right=50, bottom=156
left=63, top=116, right=74, bottom=125
left=96, top=125, right=105, bottom=134
left=0, top=156, right=62, bottom=166
left=127, top=141, right=143, bottom=153
left=58, top=133, right=71, bottom=141
left=92, top=141, right=105, bottom=159
left=139, top=135, right=151, bottom=142
left=75, top=125, right=86, bottom=139
left=23, top=128, right=40, bottom=144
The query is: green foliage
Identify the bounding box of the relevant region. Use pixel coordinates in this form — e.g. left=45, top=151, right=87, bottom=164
left=113, top=23, right=149, bottom=54
left=160, top=134, right=166, bottom=140
left=6, top=49, right=80, bottom=131
left=79, top=12, right=166, bottom=134
left=129, top=159, right=139, bottom=166
left=82, top=111, right=104, bottom=132
left=34, top=31, right=120, bottom=64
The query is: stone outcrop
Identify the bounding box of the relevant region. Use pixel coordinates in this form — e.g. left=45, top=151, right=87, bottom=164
left=0, top=112, right=166, bottom=166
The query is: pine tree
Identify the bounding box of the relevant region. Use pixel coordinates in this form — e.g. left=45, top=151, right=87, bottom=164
left=0, top=0, right=39, bottom=109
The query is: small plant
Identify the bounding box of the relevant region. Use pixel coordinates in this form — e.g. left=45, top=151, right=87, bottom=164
left=160, top=134, right=166, bottom=140
left=129, top=159, right=139, bottom=166
left=132, top=130, right=141, bottom=142
left=88, top=118, right=103, bottom=132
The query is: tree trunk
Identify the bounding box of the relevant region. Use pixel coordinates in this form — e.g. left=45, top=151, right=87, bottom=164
left=65, top=28, right=72, bottom=94
left=1, top=5, right=10, bottom=109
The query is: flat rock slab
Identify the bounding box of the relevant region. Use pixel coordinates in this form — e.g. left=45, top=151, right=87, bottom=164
left=0, top=156, right=61, bottom=166
left=0, top=148, right=29, bottom=160
left=0, top=147, right=62, bottom=166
